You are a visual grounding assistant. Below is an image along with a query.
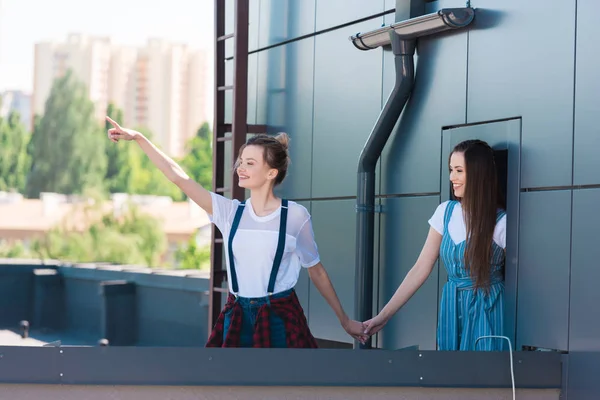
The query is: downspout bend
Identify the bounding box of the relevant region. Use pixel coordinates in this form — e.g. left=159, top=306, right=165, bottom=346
left=354, top=33, right=416, bottom=349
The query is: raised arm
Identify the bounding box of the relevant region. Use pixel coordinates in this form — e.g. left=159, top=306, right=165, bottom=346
left=106, top=116, right=213, bottom=214
left=363, top=227, right=442, bottom=335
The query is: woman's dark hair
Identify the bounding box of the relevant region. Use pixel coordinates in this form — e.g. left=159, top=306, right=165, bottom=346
left=237, top=133, right=290, bottom=186
left=450, top=139, right=503, bottom=291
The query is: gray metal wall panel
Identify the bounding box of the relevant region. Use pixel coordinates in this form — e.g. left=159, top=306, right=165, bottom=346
left=293, top=201, right=312, bottom=320
left=223, top=133, right=234, bottom=195
left=573, top=0, right=600, bottom=185
left=378, top=196, right=440, bottom=350
left=570, top=189, right=600, bottom=353
left=249, top=0, right=260, bottom=52
left=224, top=90, right=232, bottom=125
left=225, top=0, right=259, bottom=56
left=385, top=0, right=396, bottom=24
left=567, top=353, right=600, bottom=400
left=0, top=267, right=34, bottom=327
left=309, top=199, right=356, bottom=343
left=136, top=287, right=207, bottom=347
left=380, top=32, right=468, bottom=196
left=315, top=0, right=386, bottom=32
left=225, top=0, right=234, bottom=58
left=567, top=189, right=599, bottom=400
left=247, top=53, right=258, bottom=124
left=224, top=34, right=258, bottom=125
left=517, top=190, right=571, bottom=351
left=257, top=39, right=315, bottom=200
left=63, top=278, right=102, bottom=336
left=312, top=21, right=384, bottom=198
left=258, top=0, right=316, bottom=48
left=467, top=0, right=576, bottom=188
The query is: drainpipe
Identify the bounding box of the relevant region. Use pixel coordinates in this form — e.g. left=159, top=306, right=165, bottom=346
left=355, top=32, right=415, bottom=349
left=351, top=8, right=475, bottom=349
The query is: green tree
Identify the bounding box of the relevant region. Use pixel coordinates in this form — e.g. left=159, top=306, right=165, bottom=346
left=0, top=111, right=31, bottom=192
left=180, top=122, right=213, bottom=191
left=32, top=199, right=167, bottom=267
left=26, top=70, right=107, bottom=197
left=174, top=235, right=211, bottom=270
left=104, top=103, right=133, bottom=193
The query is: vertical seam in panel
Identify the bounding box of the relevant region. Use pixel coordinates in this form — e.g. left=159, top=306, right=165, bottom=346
left=465, top=29, right=470, bottom=124
left=307, top=0, right=318, bottom=321
left=567, top=0, right=578, bottom=355
left=254, top=0, right=262, bottom=124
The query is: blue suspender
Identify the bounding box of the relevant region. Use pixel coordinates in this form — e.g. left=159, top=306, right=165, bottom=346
left=268, top=199, right=289, bottom=295
left=227, top=199, right=289, bottom=296
left=227, top=203, right=246, bottom=295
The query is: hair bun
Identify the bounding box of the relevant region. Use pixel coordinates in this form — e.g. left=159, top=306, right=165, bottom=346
left=275, top=132, right=290, bottom=151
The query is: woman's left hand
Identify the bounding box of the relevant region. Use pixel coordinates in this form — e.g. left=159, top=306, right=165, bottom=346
left=342, top=318, right=369, bottom=344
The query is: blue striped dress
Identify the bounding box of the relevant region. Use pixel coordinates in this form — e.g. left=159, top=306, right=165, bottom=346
left=437, top=201, right=507, bottom=351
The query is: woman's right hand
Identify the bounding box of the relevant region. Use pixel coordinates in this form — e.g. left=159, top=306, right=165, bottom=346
left=362, top=313, right=389, bottom=336
left=106, top=116, right=140, bottom=142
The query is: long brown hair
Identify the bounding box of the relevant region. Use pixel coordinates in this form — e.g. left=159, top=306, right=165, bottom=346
left=450, top=140, right=503, bottom=290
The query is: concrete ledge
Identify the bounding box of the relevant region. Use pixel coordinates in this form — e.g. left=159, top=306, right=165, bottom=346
left=0, top=384, right=561, bottom=400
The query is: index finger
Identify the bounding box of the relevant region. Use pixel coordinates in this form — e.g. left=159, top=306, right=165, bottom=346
left=105, top=116, right=121, bottom=129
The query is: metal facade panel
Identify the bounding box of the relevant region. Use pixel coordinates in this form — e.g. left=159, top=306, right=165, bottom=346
left=467, top=0, right=576, bottom=188
left=312, top=21, right=384, bottom=198
left=315, top=0, right=386, bottom=31
left=258, top=0, right=316, bottom=48
left=309, top=199, right=357, bottom=343
left=62, top=278, right=102, bottom=336
left=380, top=32, right=468, bottom=196
left=567, top=352, right=600, bottom=400
left=378, top=195, right=440, bottom=351
left=0, top=267, right=35, bottom=327
left=257, top=38, right=315, bottom=200
left=293, top=201, right=312, bottom=318
left=517, top=190, right=571, bottom=351
left=135, top=287, right=207, bottom=347
left=573, top=0, right=600, bottom=185
left=568, top=189, right=600, bottom=399
left=247, top=53, right=258, bottom=125
left=225, top=0, right=260, bottom=56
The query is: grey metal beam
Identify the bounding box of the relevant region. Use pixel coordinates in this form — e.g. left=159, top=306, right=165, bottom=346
left=0, top=347, right=562, bottom=388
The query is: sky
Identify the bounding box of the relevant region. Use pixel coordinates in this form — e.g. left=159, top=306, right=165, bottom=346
left=0, top=0, right=215, bottom=93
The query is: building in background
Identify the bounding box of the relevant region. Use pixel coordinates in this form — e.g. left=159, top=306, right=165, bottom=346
left=33, top=34, right=210, bottom=157
left=0, top=90, right=31, bottom=130
left=0, top=191, right=211, bottom=265
left=33, top=34, right=111, bottom=123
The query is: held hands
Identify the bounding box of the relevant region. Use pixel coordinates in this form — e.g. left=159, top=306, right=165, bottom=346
left=362, top=313, right=388, bottom=337
left=341, top=317, right=369, bottom=344
left=106, top=116, right=140, bottom=142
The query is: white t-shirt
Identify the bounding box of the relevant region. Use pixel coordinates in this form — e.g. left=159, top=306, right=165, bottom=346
left=428, top=201, right=507, bottom=249
left=209, top=192, right=320, bottom=297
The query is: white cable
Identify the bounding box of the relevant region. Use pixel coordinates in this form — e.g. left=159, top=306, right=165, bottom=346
left=475, top=335, right=515, bottom=400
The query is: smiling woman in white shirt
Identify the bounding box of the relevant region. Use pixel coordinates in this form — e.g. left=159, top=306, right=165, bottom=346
left=105, top=116, right=366, bottom=348
left=363, top=139, right=508, bottom=351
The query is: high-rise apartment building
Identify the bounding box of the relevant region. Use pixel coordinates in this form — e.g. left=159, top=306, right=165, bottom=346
left=33, top=34, right=111, bottom=123
left=33, top=34, right=210, bottom=157
left=0, top=90, right=32, bottom=130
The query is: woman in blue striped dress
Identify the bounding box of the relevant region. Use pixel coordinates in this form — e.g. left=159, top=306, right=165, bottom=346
left=363, top=139, right=507, bottom=351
